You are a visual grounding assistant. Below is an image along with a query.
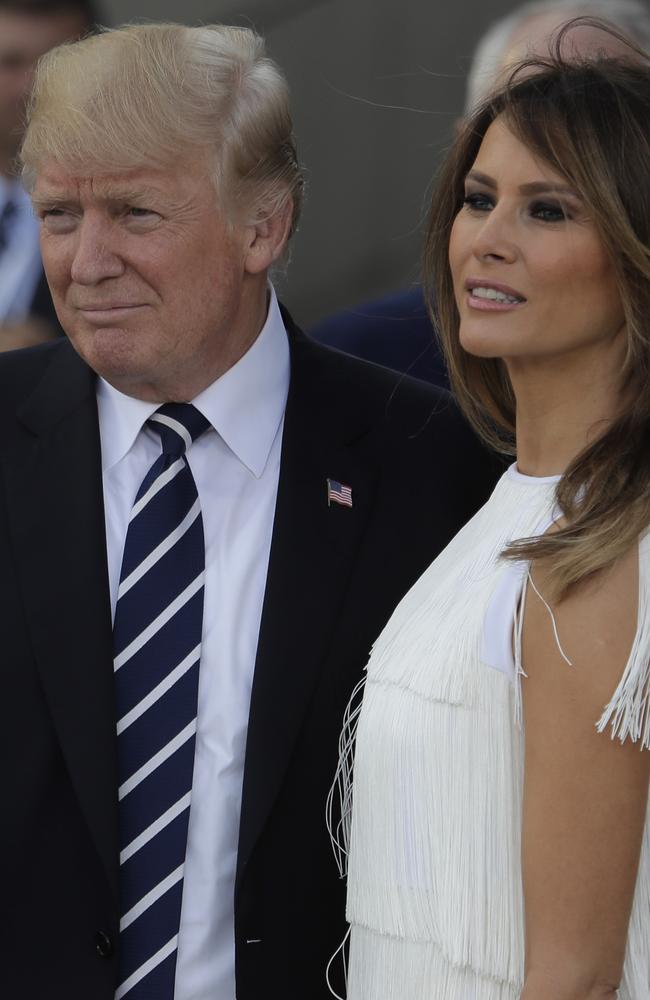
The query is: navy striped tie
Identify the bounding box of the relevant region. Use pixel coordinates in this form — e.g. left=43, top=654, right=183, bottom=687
left=113, top=402, right=210, bottom=999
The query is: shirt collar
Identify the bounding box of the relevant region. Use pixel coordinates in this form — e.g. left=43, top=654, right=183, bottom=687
left=97, top=285, right=290, bottom=478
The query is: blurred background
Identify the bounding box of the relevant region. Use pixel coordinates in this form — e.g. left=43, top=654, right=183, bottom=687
left=96, top=0, right=523, bottom=327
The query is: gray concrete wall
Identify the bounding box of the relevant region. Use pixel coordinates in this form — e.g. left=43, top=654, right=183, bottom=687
left=98, top=1, right=519, bottom=326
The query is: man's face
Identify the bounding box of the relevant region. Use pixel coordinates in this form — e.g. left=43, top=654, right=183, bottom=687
left=33, top=157, right=268, bottom=401
left=0, top=10, right=87, bottom=165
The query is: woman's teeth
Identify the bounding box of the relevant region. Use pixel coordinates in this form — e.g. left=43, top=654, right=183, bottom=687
left=471, top=287, right=522, bottom=304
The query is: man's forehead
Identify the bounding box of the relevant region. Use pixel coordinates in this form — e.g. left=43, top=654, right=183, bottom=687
left=32, top=162, right=194, bottom=202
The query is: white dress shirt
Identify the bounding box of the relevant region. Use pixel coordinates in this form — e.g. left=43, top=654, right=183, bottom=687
left=0, top=178, right=43, bottom=324
left=97, top=288, right=290, bottom=1000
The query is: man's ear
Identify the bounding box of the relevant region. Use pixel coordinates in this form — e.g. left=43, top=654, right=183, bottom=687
left=243, top=199, right=293, bottom=275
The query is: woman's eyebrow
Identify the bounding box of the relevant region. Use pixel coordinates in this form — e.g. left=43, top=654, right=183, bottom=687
left=465, top=170, right=496, bottom=188
left=518, top=181, right=581, bottom=198
left=465, top=170, right=580, bottom=200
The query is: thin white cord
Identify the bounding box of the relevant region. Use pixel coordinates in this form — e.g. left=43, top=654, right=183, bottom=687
left=325, top=925, right=350, bottom=999
left=527, top=570, right=574, bottom=666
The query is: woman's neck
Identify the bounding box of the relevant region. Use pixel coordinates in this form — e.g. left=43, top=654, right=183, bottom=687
left=507, top=339, right=626, bottom=477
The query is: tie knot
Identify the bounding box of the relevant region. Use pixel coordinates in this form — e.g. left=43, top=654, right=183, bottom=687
left=148, top=402, right=211, bottom=457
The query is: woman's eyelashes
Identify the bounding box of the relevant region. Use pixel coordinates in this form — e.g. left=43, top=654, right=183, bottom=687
left=462, top=191, right=493, bottom=212
left=462, top=190, right=571, bottom=222
left=528, top=200, right=569, bottom=222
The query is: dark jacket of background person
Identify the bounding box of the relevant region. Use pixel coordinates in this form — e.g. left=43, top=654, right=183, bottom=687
left=309, top=285, right=445, bottom=386
left=0, top=314, right=498, bottom=1000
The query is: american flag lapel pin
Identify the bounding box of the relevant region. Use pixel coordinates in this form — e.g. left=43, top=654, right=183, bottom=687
left=327, top=478, right=353, bottom=508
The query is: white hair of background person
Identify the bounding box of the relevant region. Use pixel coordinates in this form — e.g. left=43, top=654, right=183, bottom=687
left=21, top=23, right=304, bottom=237
left=465, top=0, right=650, bottom=110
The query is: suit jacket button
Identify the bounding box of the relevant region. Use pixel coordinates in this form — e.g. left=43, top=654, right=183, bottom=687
left=95, top=931, right=113, bottom=958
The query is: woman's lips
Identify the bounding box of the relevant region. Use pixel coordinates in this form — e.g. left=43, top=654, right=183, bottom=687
left=464, top=279, right=526, bottom=312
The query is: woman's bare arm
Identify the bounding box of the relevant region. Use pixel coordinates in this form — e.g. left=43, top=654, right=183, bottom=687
left=520, top=545, right=650, bottom=999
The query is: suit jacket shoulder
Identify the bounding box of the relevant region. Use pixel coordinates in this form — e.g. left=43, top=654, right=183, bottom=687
left=0, top=338, right=93, bottom=443
left=0, top=336, right=118, bottom=1000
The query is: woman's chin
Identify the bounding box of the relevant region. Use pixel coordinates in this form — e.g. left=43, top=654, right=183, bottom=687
left=458, top=332, right=507, bottom=359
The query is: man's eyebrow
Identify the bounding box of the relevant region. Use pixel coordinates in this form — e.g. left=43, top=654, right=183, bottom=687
left=31, top=192, right=73, bottom=208
left=32, top=185, right=168, bottom=207
left=97, top=185, right=168, bottom=202
left=465, top=169, right=581, bottom=199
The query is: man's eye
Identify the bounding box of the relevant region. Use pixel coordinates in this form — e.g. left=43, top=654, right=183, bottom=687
left=530, top=201, right=567, bottom=223
left=128, top=207, right=156, bottom=218
left=39, top=208, right=75, bottom=227
left=462, top=192, right=493, bottom=212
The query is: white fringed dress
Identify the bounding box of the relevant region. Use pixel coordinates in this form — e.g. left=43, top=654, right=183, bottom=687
left=337, top=464, right=650, bottom=1000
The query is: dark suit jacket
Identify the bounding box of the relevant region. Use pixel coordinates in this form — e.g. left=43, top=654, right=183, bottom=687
left=308, top=286, right=444, bottom=387
left=0, top=311, right=498, bottom=999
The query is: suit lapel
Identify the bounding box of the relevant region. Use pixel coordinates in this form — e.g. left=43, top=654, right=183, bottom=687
left=1, top=343, right=118, bottom=902
left=236, top=322, right=381, bottom=884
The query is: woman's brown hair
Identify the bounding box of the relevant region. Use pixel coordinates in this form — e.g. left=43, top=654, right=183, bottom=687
left=424, top=19, right=650, bottom=597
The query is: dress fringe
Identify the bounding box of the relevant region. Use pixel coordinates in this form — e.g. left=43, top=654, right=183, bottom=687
left=329, top=469, right=650, bottom=999
left=597, top=533, right=650, bottom=750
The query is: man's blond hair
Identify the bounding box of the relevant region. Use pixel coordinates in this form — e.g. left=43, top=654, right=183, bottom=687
left=21, top=22, right=304, bottom=233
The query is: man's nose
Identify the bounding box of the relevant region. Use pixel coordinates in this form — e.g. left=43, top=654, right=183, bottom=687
left=471, top=209, right=518, bottom=264
left=70, top=217, right=125, bottom=285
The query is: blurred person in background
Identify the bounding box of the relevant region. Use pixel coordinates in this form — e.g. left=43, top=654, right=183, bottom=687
left=0, top=22, right=496, bottom=1000
left=309, top=0, right=650, bottom=385
left=0, top=0, right=97, bottom=351
left=332, top=24, right=650, bottom=1000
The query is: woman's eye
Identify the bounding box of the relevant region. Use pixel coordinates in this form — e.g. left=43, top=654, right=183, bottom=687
left=462, top=192, right=493, bottom=212
left=530, top=201, right=567, bottom=223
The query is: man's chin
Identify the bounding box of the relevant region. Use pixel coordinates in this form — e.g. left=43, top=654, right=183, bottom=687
left=68, top=325, right=154, bottom=383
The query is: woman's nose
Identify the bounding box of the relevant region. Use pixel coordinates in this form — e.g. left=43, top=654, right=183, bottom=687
left=471, top=209, right=519, bottom=264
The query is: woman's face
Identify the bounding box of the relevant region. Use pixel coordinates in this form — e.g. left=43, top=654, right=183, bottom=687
left=448, top=117, right=625, bottom=367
